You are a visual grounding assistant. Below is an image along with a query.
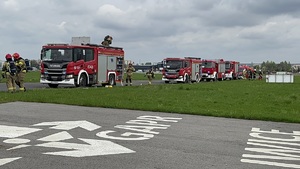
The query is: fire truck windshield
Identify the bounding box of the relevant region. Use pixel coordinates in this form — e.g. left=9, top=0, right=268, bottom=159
left=164, top=60, right=183, bottom=69
left=225, top=63, right=231, bottom=69
left=202, top=62, right=214, bottom=68
left=41, top=48, right=73, bottom=62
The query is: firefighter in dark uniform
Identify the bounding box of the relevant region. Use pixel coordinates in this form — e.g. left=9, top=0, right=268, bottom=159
left=13, top=53, right=27, bottom=92
left=1, top=54, right=16, bottom=93
left=125, top=63, right=135, bottom=86
left=258, top=70, right=263, bottom=80
left=145, top=67, right=155, bottom=85
left=247, top=69, right=253, bottom=80
left=101, top=35, right=113, bottom=47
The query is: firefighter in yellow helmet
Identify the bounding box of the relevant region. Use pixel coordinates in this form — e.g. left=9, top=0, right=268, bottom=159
left=125, top=63, right=135, bottom=86
left=13, top=52, right=27, bottom=92
left=1, top=54, right=17, bottom=93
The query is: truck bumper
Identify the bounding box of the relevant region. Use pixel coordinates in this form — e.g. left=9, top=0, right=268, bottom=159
left=162, top=77, right=184, bottom=82
left=201, top=74, right=215, bottom=79
left=225, top=73, right=232, bottom=79
left=40, top=78, right=75, bottom=86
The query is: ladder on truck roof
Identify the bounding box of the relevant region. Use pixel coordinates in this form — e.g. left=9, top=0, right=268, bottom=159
left=81, top=43, right=123, bottom=50
left=184, top=57, right=201, bottom=60
left=46, top=43, right=69, bottom=46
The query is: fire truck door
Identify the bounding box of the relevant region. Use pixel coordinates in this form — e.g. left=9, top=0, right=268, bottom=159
left=97, top=55, right=117, bottom=83
left=218, top=63, right=226, bottom=73
left=107, top=56, right=116, bottom=71
left=234, top=64, right=239, bottom=72
left=97, top=55, right=107, bottom=82
left=192, top=63, right=199, bottom=80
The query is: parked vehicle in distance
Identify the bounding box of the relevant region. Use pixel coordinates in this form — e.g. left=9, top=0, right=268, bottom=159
left=224, top=60, right=240, bottom=80
left=201, top=59, right=226, bottom=81
left=162, top=57, right=202, bottom=83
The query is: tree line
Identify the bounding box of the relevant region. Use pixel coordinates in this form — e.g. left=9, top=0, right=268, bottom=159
left=253, top=61, right=298, bottom=73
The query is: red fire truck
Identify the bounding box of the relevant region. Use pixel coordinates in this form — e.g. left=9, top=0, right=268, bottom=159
left=162, top=57, right=201, bottom=83
left=40, top=42, right=124, bottom=88
left=201, top=59, right=226, bottom=81
left=224, top=60, right=240, bottom=80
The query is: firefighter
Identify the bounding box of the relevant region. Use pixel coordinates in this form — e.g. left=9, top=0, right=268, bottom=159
left=145, top=67, right=155, bottom=85
left=13, top=52, right=27, bottom=92
left=247, top=69, right=253, bottom=80
left=258, top=70, right=263, bottom=80
left=125, top=63, right=135, bottom=86
left=242, top=69, right=247, bottom=79
left=253, top=69, right=257, bottom=79
left=1, top=54, right=16, bottom=93
left=101, top=35, right=113, bottom=47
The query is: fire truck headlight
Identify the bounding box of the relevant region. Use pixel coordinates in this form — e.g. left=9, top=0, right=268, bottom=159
left=66, top=74, right=73, bottom=79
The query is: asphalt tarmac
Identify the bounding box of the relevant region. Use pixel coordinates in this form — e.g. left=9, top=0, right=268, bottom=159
left=1, top=102, right=300, bottom=169
left=1, top=81, right=300, bottom=168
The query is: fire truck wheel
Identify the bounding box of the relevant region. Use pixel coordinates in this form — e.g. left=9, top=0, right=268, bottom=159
left=48, top=84, right=59, bottom=88
left=108, top=75, right=116, bottom=86
left=78, top=74, right=87, bottom=87
left=165, top=81, right=170, bottom=84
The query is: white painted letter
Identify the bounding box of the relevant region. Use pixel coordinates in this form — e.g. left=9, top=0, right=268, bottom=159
left=137, top=116, right=182, bottom=122
left=250, top=133, right=300, bottom=142
left=241, top=159, right=300, bottom=168
left=96, top=130, right=154, bottom=140
left=114, top=125, right=168, bottom=134
left=126, top=120, right=170, bottom=127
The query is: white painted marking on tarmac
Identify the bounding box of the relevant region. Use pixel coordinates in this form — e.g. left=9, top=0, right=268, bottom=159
left=0, top=125, right=41, bottom=138
left=243, top=154, right=300, bottom=161
left=3, top=138, right=30, bottom=144
left=7, top=144, right=31, bottom=150
left=0, top=116, right=181, bottom=167
left=0, top=157, right=22, bottom=166
left=37, top=131, right=73, bottom=142
left=241, top=159, right=300, bottom=168
left=33, top=120, right=101, bottom=131
left=248, top=139, right=300, bottom=146
left=36, top=138, right=135, bottom=157
left=242, top=127, right=300, bottom=168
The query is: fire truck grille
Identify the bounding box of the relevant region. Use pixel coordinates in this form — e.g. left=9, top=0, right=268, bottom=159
left=46, top=68, right=66, bottom=81
left=166, top=72, right=177, bottom=75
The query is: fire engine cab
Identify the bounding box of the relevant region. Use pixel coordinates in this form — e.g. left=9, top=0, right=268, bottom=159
left=40, top=42, right=124, bottom=88
left=201, top=59, right=226, bottom=81
left=224, top=60, right=240, bottom=80
left=162, top=57, right=201, bottom=83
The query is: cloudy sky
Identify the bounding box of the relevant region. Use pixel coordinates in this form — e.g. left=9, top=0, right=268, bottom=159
left=1, top=0, right=300, bottom=64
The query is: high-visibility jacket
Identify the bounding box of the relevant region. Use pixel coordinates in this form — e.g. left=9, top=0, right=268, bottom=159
left=15, top=58, right=27, bottom=73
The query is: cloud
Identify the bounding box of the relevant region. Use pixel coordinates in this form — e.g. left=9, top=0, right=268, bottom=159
left=3, top=0, right=19, bottom=10
left=0, top=0, right=300, bottom=64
